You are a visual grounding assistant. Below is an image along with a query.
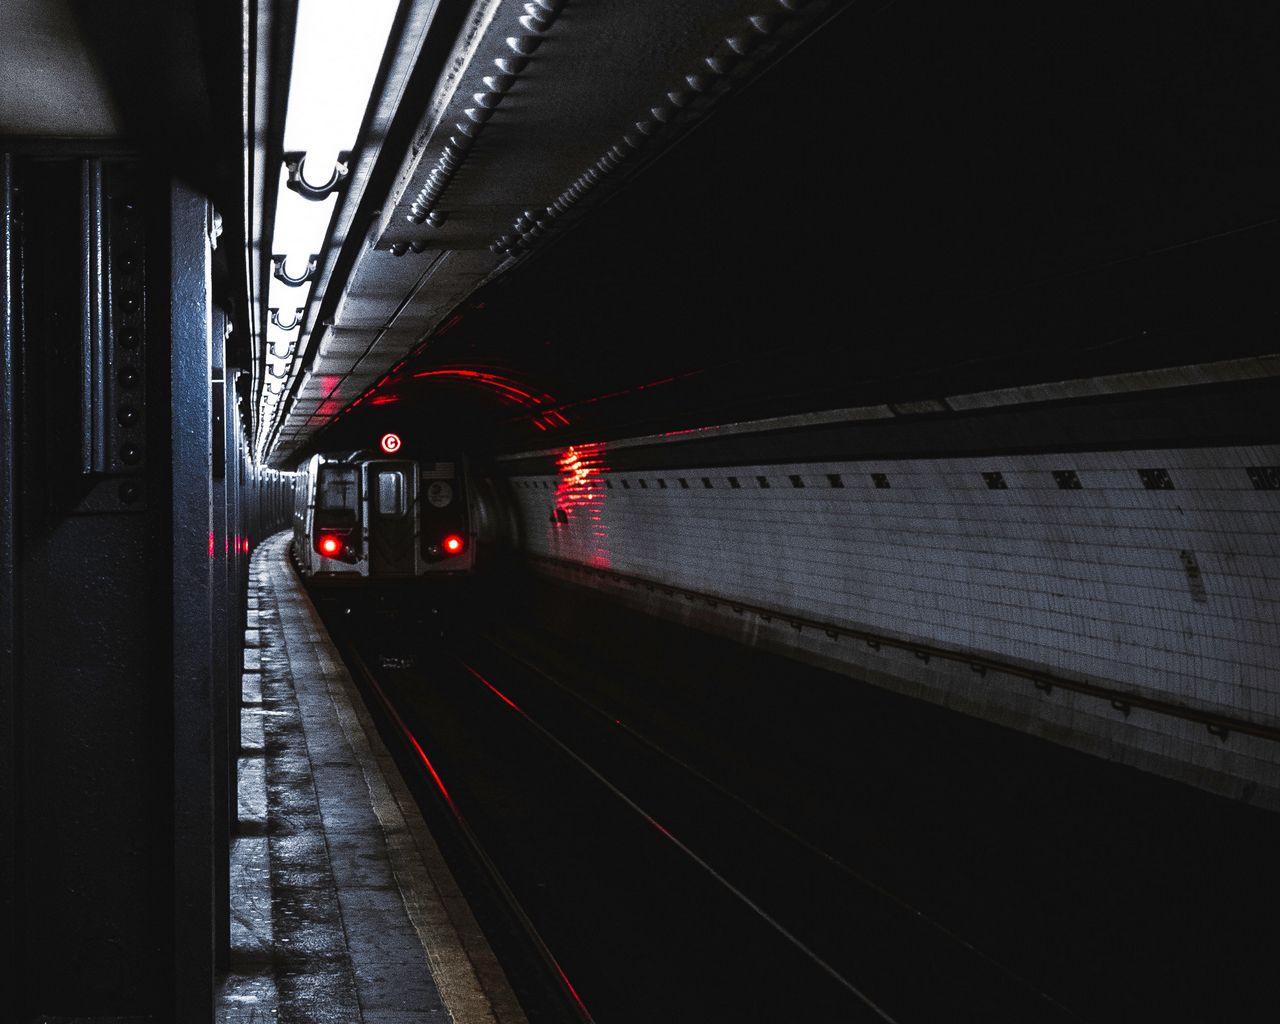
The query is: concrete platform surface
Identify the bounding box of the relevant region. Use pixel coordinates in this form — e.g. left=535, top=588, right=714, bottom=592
left=218, top=533, right=527, bottom=1024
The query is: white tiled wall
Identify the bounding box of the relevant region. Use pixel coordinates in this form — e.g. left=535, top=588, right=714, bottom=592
left=504, top=444, right=1280, bottom=798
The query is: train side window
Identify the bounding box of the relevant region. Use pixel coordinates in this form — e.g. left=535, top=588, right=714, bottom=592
left=375, top=470, right=407, bottom=516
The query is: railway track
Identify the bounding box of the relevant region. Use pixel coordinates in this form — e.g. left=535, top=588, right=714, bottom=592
left=311, top=572, right=1280, bottom=1024
left=322, top=602, right=1077, bottom=1022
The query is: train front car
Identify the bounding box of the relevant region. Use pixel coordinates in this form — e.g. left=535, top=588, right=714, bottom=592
left=293, top=452, right=474, bottom=580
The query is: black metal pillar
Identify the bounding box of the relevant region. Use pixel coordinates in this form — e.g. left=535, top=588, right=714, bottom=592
left=2, top=150, right=203, bottom=1020
left=170, top=179, right=215, bottom=1022
left=210, top=304, right=232, bottom=971
left=227, top=372, right=244, bottom=830
left=0, top=152, right=17, bottom=1017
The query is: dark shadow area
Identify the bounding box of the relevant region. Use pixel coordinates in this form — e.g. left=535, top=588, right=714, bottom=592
left=313, top=0, right=1280, bottom=456
left=315, top=562, right=1280, bottom=1023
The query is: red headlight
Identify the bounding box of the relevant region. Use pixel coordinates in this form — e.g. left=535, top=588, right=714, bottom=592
left=442, top=534, right=464, bottom=555
left=318, top=535, right=342, bottom=557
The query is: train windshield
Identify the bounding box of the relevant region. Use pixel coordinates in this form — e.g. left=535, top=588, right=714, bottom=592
left=315, top=465, right=359, bottom=523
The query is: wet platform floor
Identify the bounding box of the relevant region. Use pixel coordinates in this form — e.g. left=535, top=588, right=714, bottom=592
left=216, top=534, right=525, bottom=1024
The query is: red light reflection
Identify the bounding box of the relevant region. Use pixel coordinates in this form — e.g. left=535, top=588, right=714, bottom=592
left=452, top=660, right=599, bottom=1023
left=555, top=443, right=610, bottom=568
left=331, top=362, right=571, bottom=434
left=497, top=368, right=705, bottom=429
left=411, top=367, right=568, bottom=431
left=360, top=661, right=457, bottom=811
left=413, top=367, right=539, bottom=404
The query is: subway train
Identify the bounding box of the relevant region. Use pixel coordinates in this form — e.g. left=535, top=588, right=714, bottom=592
left=292, top=451, right=475, bottom=579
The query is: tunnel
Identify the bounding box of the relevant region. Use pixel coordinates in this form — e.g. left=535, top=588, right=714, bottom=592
left=2, top=1, right=1279, bottom=1021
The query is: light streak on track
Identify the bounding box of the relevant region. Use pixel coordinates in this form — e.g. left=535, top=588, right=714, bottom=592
left=346, top=648, right=596, bottom=1024
left=478, top=635, right=1074, bottom=1017
left=455, top=659, right=900, bottom=1023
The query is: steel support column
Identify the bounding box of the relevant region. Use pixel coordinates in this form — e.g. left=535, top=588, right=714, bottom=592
left=0, top=152, right=17, bottom=1016
left=210, top=304, right=232, bottom=971
left=170, top=180, right=215, bottom=1022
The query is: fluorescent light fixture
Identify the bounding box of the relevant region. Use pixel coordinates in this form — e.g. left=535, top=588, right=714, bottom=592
left=266, top=317, right=300, bottom=346
left=267, top=274, right=311, bottom=317
left=258, top=0, right=401, bottom=453
left=283, top=0, right=401, bottom=159
left=272, top=167, right=336, bottom=277
left=266, top=342, right=295, bottom=365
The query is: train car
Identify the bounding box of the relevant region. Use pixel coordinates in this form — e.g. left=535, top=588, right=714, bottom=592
left=292, top=451, right=475, bottom=579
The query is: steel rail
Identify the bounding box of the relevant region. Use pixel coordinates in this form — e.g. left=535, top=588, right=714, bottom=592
left=343, top=642, right=597, bottom=1024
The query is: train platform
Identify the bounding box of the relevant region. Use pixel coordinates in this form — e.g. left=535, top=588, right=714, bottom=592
left=217, top=533, right=526, bottom=1024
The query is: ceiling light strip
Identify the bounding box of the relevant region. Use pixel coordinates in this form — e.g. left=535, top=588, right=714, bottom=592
left=256, top=0, right=402, bottom=460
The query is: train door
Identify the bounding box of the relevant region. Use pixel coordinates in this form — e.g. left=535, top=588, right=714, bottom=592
left=364, top=460, right=418, bottom=576
left=418, top=460, right=474, bottom=572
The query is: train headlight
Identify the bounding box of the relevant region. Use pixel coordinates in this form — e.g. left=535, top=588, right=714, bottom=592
left=442, top=534, right=465, bottom=555
left=314, top=528, right=361, bottom=563
left=314, top=526, right=360, bottom=563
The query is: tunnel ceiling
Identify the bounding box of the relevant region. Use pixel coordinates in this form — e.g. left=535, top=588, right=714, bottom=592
left=264, top=0, right=1280, bottom=466
left=0, top=0, right=122, bottom=136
